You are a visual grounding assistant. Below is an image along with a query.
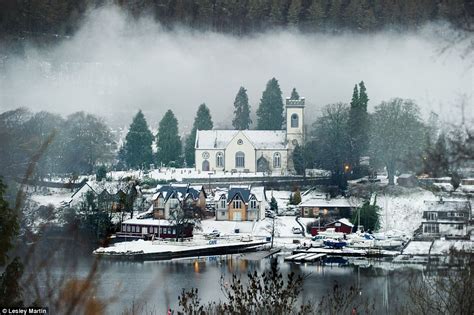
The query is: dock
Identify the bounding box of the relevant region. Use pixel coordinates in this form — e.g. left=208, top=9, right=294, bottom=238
left=291, top=247, right=399, bottom=258
left=284, top=252, right=327, bottom=263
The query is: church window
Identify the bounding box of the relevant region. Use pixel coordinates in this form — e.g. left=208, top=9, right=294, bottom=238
left=216, top=152, right=224, bottom=167
left=273, top=152, right=281, bottom=168
left=291, top=114, right=299, bottom=128
left=237, top=139, right=243, bottom=145
left=235, top=151, right=245, bottom=168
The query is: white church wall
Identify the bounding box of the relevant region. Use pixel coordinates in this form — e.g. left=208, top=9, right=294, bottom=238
left=225, top=131, right=256, bottom=172
left=255, top=149, right=288, bottom=175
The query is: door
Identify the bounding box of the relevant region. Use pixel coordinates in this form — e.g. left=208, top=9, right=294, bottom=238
left=202, top=160, right=210, bottom=171
left=234, top=212, right=242, bottom=221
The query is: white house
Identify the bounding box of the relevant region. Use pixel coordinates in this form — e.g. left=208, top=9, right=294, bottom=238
left=195, top=97, right=305, bottom=173
left=214, top=185, right=267, bottom=221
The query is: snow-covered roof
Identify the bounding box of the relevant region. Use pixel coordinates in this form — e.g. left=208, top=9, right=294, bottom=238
left=423, top=200, right=470, bottom=212
left=299, top=198, right=353, bottom=208
left=250, top=186, right=267, bottom=202
left=195, top=130, right=288, bottom=150
left=122, top=218, right=174, bottom=227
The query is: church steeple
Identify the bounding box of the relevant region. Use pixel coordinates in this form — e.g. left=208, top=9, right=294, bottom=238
left=285, top=95, right=305, bottom=147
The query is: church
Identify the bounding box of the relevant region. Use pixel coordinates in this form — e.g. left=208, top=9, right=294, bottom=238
left=195, top=96, right=305, bottom=174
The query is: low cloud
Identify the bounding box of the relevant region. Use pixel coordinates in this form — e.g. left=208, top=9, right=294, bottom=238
left=0, top=6, right=471, bottom=131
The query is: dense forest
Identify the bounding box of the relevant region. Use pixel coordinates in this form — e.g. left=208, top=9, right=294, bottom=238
left=0, top=0, right=472, bottom=44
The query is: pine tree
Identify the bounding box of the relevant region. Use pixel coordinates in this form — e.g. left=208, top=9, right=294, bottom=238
left=288, top=0, right=302, bottom=26
left=256, top=78, right=284, bottom=130
left=292, top=144, right=305, bottom=175
left=122, top=110, right=154, bottom=169
left=270, top=196, right=278, bottom=211
left=308, top=0, right=328, bottom=31
left=293, top=189, right=302, bottom=205
left=269, top=0, right=285, bottom=26
left=348, top=81, right=369, bottom=173
left=232, top=87, right=252, bottom=130
left=290, top=87, right=300, bottom=100
left=424, top=133, right=450, bottom=178
left=156, top=110, right=182, bottom=166
left=185, top=104, right=214, bottom=166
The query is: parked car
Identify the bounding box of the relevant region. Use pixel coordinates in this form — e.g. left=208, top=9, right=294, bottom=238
left=206, top=229, right=220, bottom=238
left=265, top=210, right=276, bottom=218
left=292, top=227, right=302, bottom=234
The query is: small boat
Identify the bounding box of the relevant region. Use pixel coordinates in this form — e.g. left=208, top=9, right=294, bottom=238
left=323, top=239, right=348, bottom=249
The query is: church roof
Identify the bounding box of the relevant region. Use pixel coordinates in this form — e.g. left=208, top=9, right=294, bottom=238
left=195, top=130, right=288, bottom=150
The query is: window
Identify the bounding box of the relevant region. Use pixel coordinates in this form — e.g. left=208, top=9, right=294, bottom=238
left=154, top=227, right=158, bottom=233
left=220, top=199, right=226, bottom=209
left=250, top=200, right=257, bottom=209
left=233, top=200, right=242, bottom=209
left=235, top=151, right=245, bottom=168
left=273, top=152, right=281, bottom=168
left=423, top=223, right=439, bottom=234
left=427, top=212, right=438, bottom=221
left=169, top=198, right=179, bottom=209
left=237, top=139, right=243, bottom=145
left=157, top=197, right=164, bottom=208
left=126, top=225, right=131, bottom=232
left=216, top=152, right=224, bottom=167
left=221, top=211, right=226, bottom=216
left=291, top=113, right=299, bottom=128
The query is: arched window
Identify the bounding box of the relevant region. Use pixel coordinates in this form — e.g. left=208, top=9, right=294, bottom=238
left=273, top=152, right=281, bottom=168
left=216, top=152, right=224, bottom=167
left=202, top=160, right=210, bottom=171
left=235, top=151, right=245, bottom=168
left=291, top=113, right=299, bottom=128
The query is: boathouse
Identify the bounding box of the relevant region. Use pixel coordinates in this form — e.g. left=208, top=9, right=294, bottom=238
left=310, top=218, right=354, bottom=236
left=118, top=218, right=193, bottom=239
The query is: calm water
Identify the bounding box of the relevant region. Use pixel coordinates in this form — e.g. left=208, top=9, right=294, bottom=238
left=61, top=253, right=418, bottom=314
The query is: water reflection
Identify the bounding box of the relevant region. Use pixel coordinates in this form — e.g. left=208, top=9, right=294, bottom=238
left=60, top=254, right=419, bottom=314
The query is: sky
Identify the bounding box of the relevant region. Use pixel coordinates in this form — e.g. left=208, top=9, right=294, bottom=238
left=0, top=6, right=472, bottom=131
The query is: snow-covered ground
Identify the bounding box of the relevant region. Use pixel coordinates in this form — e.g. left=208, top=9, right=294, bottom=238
left=109, top=168, right=302, bottom=182
left=403, top=240, right=474, bottom=255
left=376, top=188, right=436, bottom=234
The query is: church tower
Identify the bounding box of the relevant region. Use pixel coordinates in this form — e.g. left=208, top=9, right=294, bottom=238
left=286, top=96, right=305, bottom=172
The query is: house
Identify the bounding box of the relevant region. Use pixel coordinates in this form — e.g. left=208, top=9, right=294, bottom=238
left=69, top=180, right=142, bottom=212
left=310, top=218, right=354, bottom=236
left=421, top=199, right=472, bottom=238
left=118, top=218, right=193, bottom=239
left=215, top=185, right=266, bottom=221
left=151, top=184, right=207, bottom=220
left=195, top=96, right=305, bottom=173
left=397, top=174, right=418, bottom=187
left=299, top=197, right=354, bottom=219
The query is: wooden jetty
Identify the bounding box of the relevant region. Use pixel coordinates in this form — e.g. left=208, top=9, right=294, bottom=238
left=291, top=247, right=399, bottom=258
left=285, top=252, right=327, bottom=263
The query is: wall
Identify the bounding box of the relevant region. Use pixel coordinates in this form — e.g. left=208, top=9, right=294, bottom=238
left=224, top=131, right=256, bottom=172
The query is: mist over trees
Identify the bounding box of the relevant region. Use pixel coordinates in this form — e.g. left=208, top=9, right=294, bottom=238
left=0, top=0, right=470, bottom=43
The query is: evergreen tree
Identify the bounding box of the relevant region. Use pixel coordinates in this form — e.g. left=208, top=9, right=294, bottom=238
left=348, top=81, right=369, bottom=174
left=292, top=144, right=305, bottom=175
left=232, top=87, right=252, bottom=130
left=256, top=78, right=284, bottom=130
left=185, top=104, right=214, bottom=166
left=307, top=0, right=328, bottom=31
left=270, top=196, right=278, bottom=211
left=156, top=110, right=182, bottom=166
left=352, top=200, right=380, bottom=232
left=95, top=165, right=107, bottom=181
left=269, top=0, right=285, bottom=26
left=293, top=189, right=302, bottom=205
left=290, top=87, right=300, bottom=100
left=288, top=0, right=302, bottom=26
left=122, top=110, right=154, bottom=169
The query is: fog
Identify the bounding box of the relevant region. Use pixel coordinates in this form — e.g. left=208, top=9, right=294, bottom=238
left=0, top=6, right=472, bottom=130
